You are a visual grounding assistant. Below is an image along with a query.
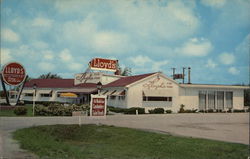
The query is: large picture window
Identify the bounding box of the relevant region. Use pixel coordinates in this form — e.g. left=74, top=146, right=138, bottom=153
left=208, top=91, right=215, bottom=109
left=143, top=96, right=172, bottom=102
left=199, top=91, right=206, bottom=110
left=226, top=92, right=233, bottom=109
left=217, top=91, right=224, bottom=110
left=40, top=93, right=52, bottom=97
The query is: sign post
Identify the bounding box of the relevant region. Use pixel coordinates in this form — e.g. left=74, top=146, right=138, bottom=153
left=90, top=94, right=107, bottom=118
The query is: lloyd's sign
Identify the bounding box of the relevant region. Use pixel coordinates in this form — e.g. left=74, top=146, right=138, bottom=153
left=90, top=94, right=107, bottom=117
left=0, top=62, right=27, bottom=105
left=89, top=58, right=118, bottom=72
left=1, top=62, right=26, bottom=86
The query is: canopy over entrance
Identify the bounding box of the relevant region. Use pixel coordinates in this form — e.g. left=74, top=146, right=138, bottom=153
left=60, top=92, right=78, bottom=98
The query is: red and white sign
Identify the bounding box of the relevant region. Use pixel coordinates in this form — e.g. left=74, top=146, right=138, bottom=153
left=1, top=62, right=26, bottom=86
left=89, top=58, right=118, bottom=72
left=90, top=95, right=107, bottom=117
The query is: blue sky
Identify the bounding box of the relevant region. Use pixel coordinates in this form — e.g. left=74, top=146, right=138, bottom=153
left=1, top=0, right=249, bottom=85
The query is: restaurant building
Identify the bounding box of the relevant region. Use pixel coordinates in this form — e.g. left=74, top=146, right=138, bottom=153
left=21, top=72, right=248, bottom=113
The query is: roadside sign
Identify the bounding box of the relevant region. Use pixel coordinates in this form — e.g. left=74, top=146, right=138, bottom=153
left=90, top=94, right=107, bottom=117
left=89, top=58, right=118, bottom=72
left=1, top=62, right=26, bottom=86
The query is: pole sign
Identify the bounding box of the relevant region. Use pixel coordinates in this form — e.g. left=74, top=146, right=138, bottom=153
left=89, top=58, right=118, bottom=72
left=1, top=62, right=26, bottom=86
left=90, top=94, right=107, bottom=117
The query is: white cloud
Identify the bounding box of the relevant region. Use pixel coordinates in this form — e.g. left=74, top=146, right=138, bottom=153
left=111, top=0, right=200, bottom=41
left=68, top=63, right=83, bottom=71
left=32, top=41, right=49, bottom=49
left=206, top=59, right=217, bottom=68
left=128, top=55, right=168, bottom=73
left=32, top=17, right=53, bottom=27
left=129, top=55, right=152, bottom=67
left=43, top=50, right=54, bottom=60
left=152, top=60, right=169, bottom=72
left=201, top=0, right=226, bottom=8
left=176, top=38, right=213, bottom=56
left=59, top=49, right=73, bottom=62
left=1, top=48, right=13, bottom=64
left=38, top=62, right=55, bottom=71
left=228, top=67, right=240, bottom=75
left=219, top=53, right=235, bottom=65
left=1, top=28, right=20, bottom=42
left=91, top=31, right=133, bottom=54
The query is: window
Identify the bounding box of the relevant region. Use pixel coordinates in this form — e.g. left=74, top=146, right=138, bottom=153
left=217, top=91, right=224, bottom=110
left=208, top=91, right=215, bottom=109
left=226, top=92, right=233, bottom=109
left=118, top=96, right=125, bottom=100
left=110, top=96, right=116, bottom=100
left=143, top=96, right=172, bottom=101
left=40, top=93, right=52, bottom=97
left=57, top=94, right=61, bottom=97
left=25, top=93, right=33, bottom=97
left=199, top=91, right=206, bottom=110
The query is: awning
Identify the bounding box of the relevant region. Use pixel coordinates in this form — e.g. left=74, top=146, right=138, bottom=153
left=112, top=90, right=126, bottom=96
left=60, top=93, right=78, bottom=98
left=101, top=90, right=109, bottom=95
left=37, top=90, right=52, bottom=94
left=22, top=90, right=34, bottom=94
left=142, top=89, right=173, bottom=97
left=58, top=88, right=96, bottom=94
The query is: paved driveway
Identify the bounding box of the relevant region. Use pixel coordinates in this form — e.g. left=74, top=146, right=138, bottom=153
left=0, top=113, right=249, bottom=158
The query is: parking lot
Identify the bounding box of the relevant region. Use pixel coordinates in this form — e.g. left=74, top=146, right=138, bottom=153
left=0, top=113, right=249, bottom=158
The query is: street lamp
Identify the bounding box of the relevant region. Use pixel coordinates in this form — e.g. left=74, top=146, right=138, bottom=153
left=33, top=83, right=37, bottom=116
left=96, top=81, right=102, bottom=96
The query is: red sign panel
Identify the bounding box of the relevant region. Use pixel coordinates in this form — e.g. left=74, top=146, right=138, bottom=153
left=92, top=97, right=106, bottom=116
left=2, top=62, right=26, bottom=86
left=89, top=58, right=117, bottom=72
left=173, top=74, right=183, bottom=79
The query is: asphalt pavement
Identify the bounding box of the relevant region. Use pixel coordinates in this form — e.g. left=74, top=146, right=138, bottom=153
left=0, top=113, right=249, bottom=158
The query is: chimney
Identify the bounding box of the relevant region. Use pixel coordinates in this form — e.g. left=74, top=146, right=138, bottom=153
left=182, top=67, right=186, bottom=84
left=188, top=67, right=191, bottom=84
left=172, top=68, right=176, bottom=79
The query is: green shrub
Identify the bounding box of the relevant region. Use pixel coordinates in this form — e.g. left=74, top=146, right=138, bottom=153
left=148, top=108, right=165, bottom=114
left=125, top=107, right=145, bottom=114
left=233, top=109, right=245, bottom=113
left=165, top=110, right=172, bottom=114
left=34, top=103, right=90, bottom=116
left=207, top=109, right=214, bottom=113
left=178, top=104, right=185, bottom=113
left=14, top=106, right=27, bottom=115
left=108, top=106, right=127, bottom=113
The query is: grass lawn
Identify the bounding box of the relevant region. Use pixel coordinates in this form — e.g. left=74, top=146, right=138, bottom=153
left=13, top=124, right=248, bottom=159
left=0, top=104, right=33, bottom=117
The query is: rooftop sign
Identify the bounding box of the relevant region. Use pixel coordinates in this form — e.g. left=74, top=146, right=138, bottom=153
left=1, top=62, right=26, bottom=86
left=89, top=58, right=118, bottom=72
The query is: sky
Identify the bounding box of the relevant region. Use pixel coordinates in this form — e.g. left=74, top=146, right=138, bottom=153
left=1, top=0, right=249, bottom=85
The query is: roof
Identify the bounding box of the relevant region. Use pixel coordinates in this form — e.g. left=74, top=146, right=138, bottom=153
left=24, top=79, right=97, bottom=88
left=103, top=72, right=156, bottom=88
left=180, top=83, right=249, bottom=89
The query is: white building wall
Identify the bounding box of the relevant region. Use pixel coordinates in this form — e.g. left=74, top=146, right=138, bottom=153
left=179, top=87, right=245, bottom=110
left=126, top=74, right=180, bottom=113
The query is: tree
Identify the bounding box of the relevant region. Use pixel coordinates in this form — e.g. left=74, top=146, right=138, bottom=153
left=121, top=67, right=132, bottom=76
left=38, top=72, right=62, bottom=79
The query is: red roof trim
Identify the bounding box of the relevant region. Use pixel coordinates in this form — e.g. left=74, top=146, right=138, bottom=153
left=103, top=72, right=156, bottom=88
left=24, top=79, right=97, bottom=88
